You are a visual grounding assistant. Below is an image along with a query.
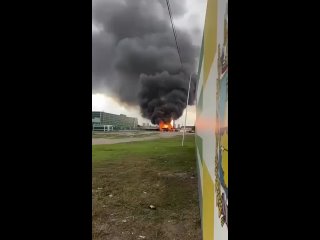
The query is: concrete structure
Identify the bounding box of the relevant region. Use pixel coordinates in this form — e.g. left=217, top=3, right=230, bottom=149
left=195, top=0, right=228, bottom=239
left=180, top=126, right=195, bottom=132
left=92, top=111, right=138, bottom=131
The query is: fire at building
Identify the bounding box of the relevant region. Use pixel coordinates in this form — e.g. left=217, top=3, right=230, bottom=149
left=158, top=119, right=175, bottom=132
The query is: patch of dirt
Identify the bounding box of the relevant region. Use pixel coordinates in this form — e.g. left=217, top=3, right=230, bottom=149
left=93, top=161, right=201, bottom=239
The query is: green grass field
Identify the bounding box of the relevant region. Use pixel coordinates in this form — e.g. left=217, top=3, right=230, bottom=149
left=92, top=135, right=201, bottom=240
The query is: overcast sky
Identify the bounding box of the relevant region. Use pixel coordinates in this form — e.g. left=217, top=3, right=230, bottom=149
left=92, top=0, right=207, bottom=126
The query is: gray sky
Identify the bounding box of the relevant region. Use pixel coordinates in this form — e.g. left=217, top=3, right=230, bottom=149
left=92, top=0, right=207, bottom=126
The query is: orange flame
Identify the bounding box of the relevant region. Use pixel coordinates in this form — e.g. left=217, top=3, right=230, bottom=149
left=159, top=120, right=174, bottom=132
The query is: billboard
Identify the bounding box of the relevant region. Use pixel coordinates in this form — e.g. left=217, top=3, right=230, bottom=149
left=195, top=0, right=228, bottom=239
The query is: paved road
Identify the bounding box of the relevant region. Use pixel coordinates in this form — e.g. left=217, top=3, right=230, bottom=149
left=92, top=132, right=192, bottom=145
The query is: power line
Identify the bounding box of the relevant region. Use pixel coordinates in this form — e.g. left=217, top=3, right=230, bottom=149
left=165, top=0, right=182, bottom=67
left=165, top=0, right=183, bottom=69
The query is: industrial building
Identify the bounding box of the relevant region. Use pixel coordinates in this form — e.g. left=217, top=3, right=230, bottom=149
left=92, top=111, right=138, bottom=131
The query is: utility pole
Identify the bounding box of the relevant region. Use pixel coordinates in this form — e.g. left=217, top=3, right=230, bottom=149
left=182, top=73, right=192, bottom=146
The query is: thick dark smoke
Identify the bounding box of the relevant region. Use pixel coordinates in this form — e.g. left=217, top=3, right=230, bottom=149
left=139, top=71, right=197, bottom=124
left=93, top=0, right=200, bottom=124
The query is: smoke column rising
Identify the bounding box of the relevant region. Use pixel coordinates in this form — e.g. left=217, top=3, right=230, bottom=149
left=92, top=0, right=200, bottom=124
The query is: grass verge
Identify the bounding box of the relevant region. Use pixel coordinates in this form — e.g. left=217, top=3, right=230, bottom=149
left=92, top=135, right=201, bottom=240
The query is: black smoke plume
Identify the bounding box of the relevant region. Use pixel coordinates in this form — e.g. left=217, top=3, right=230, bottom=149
left=139, top=71, right=197, bottom=124
left=93, top=0, right=200, bottom=124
